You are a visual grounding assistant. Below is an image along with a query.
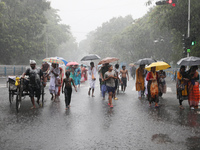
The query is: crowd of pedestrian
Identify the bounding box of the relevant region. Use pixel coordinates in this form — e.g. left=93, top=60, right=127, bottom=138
left=22, top=59, right=199, bottom=111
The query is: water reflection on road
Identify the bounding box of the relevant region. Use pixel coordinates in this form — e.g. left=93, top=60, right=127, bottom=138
left=0, top=78, right=200, bottom=149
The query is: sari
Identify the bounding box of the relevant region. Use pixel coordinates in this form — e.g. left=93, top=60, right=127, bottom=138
left=176, top=71, right=188, bottom=100
left=135, top=68, right=145, bottom=91
left=188, top=71, right=200, bottom=108
left=146, top=71, right=159, bottom=103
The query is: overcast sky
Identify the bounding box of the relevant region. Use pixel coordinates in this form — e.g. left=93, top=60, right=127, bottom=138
left=49, top=0, right=152, bottom=42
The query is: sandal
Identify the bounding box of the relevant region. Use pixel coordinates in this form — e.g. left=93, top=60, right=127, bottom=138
left=179, top=105, right=184, bottom=110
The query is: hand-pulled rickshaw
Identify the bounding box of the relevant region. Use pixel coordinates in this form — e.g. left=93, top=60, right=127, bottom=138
left=7, top=76, right=45, bottom=112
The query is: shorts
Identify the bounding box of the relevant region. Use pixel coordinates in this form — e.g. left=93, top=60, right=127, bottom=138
left=29, top=85, right=41, bottom=99
left=121, top=77, right=127, bottom=87
left=106, top=86, right=115, bottom=94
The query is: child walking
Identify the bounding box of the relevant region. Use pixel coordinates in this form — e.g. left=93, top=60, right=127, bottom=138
left=62, top=72, right=77, bottom=110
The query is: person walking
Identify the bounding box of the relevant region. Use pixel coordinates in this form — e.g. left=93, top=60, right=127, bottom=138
left=113, top=64, right=121, bottom=100
left=57, top=66, right=64, bottom=100
left=158, top=70, right=167, bottom=97
left=120, top=65, right=129, bottom=93
left=74, top=65, right=81, bottom=87
left=47, top=63, right=60, bottom=101
left=187, top=66, right=200, bottom=110
left=62, top=72, right=77, bottom=110
left=81, top=64, right=87, bottom=82
left=176, top=65, right=188, bottom=109
left=146, top=67, right=159, bottom=108
left=88, top=62, right=97, bottom=97
left=104, top=65, right=118, bottom=108
left=22, top=60, right=43, bottom=109
left=100, top=63, right=109, bottom=100
left=135, top=65, right=145, bottom=99
left=41, top=62, right=50, bottom=87
left=66, top=65, right=75, bottom=84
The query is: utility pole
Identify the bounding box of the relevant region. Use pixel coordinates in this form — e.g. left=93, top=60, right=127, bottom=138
left=187, top=0, right=190, bottom=57
left=45, top=25, right=48, bottom=58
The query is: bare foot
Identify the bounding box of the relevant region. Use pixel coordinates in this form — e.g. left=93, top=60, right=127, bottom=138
left=65, top=107, right=68, bottom=110
left=51, top=96, right=54, bottom=100
left=31, top=106, right=36, bottom=109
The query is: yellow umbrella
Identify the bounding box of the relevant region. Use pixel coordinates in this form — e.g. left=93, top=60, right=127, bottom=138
left=145, top=61, right=171, bottom=71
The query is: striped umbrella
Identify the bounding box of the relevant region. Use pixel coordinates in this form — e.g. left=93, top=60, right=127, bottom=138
left=56, top=57, right=68, bottom=65
left=43, top=57, right=64, bottom=64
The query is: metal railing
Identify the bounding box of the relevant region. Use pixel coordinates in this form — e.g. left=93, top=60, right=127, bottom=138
left=0, top=65, right=28, bottom=76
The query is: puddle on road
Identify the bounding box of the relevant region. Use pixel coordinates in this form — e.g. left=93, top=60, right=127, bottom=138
left=151, top=133, right=173, bottom=144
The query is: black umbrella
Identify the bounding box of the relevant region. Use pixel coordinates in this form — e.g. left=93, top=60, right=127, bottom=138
left=135, top=58, right=156, bottom=65
left=177, top=56, right=200, bottom=66
left=81, top=54, right=101, bottom=61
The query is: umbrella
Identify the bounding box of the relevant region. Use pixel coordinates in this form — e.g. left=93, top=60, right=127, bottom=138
left=135, top=58, right=156, bottom=65
left=43, top=57, right=64, bottom=64
left=177, top=56, right=200, bottom=66
left=81, top=54, right=101, bottom=61
left=56, top=57, right=68, bottom=65
left=66, top=62, right=79, bottom=66
left=98, top=57, right=119, bottom=65
left=145, top=61, right=171, bottom=71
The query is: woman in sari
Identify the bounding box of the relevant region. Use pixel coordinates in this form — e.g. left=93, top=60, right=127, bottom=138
left=187, top=66, right=200, bottom=109
left=135, top=65, right=145, bottom=99
left=81, top=64, right=87, bottom=82
left=176, top=65, right=188, bottom=109
left=66, top=65, right=75, bottom=84
left=74, top=65, right=81, bottom=87
left=146, top=67, right=159, bottom=107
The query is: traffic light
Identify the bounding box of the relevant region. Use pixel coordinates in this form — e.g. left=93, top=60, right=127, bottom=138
left=185, top=37, right=191, bottom=50
left=191, top=37, right=196, bottom=46
left=156, top=0, right=177, bottom=6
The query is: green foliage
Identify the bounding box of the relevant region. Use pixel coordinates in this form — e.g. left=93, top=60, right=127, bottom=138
left=79, top=0, right=200, bottom=65
left=0, top=0, right=75, bottom=65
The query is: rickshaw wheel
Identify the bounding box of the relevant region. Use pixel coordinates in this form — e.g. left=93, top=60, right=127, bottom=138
left=9, top=91, right=14, bottom=104
left=16, top=87, right=22, bottom=113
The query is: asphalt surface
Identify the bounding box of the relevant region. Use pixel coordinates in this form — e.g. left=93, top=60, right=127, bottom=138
left=0, top=77, right=200, bottom=150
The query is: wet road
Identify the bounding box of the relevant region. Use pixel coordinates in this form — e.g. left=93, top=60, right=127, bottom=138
left=0, top=77, right=200, bottom=150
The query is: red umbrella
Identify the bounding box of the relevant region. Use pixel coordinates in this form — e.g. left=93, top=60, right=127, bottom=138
left=66, top=62, right=79, bottom=66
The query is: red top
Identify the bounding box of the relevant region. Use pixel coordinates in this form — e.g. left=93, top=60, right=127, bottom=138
left=146, top=72, right=158, bottom=81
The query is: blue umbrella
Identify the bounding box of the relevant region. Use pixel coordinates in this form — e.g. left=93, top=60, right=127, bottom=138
left=56, top=57, right=68, bottom=65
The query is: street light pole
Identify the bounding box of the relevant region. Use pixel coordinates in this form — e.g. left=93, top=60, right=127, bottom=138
left=187, top=0, right=190, bottom=57
left=45, top=25, right=48, bottom=58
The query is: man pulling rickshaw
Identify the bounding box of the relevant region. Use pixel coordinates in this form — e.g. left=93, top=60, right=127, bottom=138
left=22, top=60, right=43, bottom=109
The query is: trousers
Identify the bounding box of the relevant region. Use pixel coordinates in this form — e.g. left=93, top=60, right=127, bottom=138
left=64, top=87, right=72, bottom=107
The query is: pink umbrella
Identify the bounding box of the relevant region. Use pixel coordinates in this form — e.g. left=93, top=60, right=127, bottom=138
left=66, top=62, right=79, bottom=66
